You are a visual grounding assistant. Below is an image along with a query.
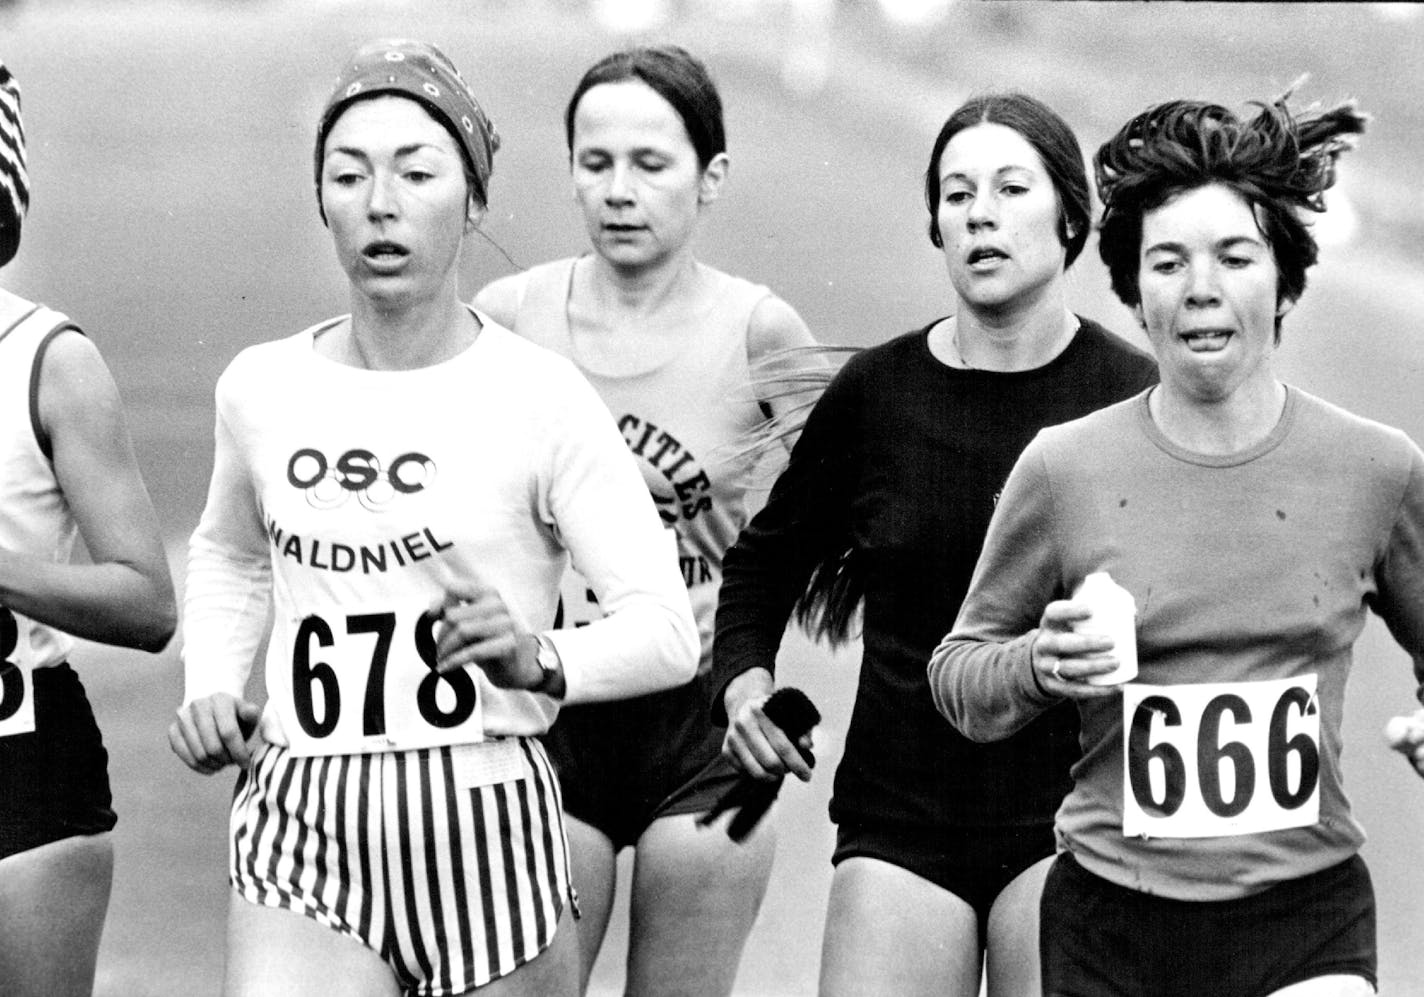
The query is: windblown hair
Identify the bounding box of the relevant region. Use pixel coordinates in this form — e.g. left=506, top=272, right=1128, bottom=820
left=722, top=347, right=855, bottom=463
left=776, top=350, right=862, bottom=645
left=716, top=345, right=863, bottom=646
left=1095, top=88, right=1367, bottom=329
left=794, top=541, right=864, bottom=646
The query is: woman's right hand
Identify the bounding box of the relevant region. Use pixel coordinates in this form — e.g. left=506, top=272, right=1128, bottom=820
left=721, top=668, right=815, bottom=783
left=168, top=692, right=262, bottom=774
left=1386, top=710, right=1424, bottom=778
left=1031, top=599, right=1123, bottom=700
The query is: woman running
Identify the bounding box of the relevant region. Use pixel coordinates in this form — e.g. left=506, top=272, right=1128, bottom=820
left=0, top=57, right=177, bottom=997
left=169, top=39, right=697, bottom=997
left=474, top=46, right=817, bottom=996
left=930, top=92, right=1422, bottom=996
left=715, top=93, right=1157, bottom=996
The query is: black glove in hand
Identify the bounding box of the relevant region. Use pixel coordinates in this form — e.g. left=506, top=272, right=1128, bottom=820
left=699, top=687, right=821, bottom=843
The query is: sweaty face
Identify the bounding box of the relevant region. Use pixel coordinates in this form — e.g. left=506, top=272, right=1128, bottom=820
left=1135, top=183, right=1285, bottom=405
left=570, top=79, right=715, bottom=272
left=935, top=122, right=1067, bottom=314
left=320, top=96, right=476, bottom=305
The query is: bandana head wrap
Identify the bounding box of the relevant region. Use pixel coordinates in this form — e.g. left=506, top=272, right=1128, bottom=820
left=314, top=39, right=498, bottom=220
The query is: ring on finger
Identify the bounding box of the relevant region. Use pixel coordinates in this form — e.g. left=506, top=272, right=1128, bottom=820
left=1052, top=660, right=1063, bottom=682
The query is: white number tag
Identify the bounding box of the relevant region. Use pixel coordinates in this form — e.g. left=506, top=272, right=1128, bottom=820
left=282, top=602, right=484, bottom=757
left=1121, top=675, right=1320, bottom=839
left=0, top=608, right=36, bottom=739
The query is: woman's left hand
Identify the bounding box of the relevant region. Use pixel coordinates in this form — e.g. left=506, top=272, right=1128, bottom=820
left=428, top=571, right=542, bottom=690
left=1385, top=709, right=1424, bottom=778
left=1031, top=599, right=1125, bottom=700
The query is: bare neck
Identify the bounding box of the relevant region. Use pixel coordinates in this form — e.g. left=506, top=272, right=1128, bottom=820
left=929, top=285, right=1078, bottom=373
left=340, top=291, right=478, bottom=371
left=1149, top=376, right=1288, bottom=455
left=582, top=250, right=704, bottom=323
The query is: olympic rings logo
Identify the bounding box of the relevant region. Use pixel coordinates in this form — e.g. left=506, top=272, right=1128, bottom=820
left=286, top=447, right=436, bottom=511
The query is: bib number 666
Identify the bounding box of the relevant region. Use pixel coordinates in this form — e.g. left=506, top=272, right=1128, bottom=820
left=1121, top=676, right=1320, bottom=839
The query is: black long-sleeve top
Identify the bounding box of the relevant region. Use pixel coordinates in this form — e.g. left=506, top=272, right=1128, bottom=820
left=714, top=318, right=1158, bottom=830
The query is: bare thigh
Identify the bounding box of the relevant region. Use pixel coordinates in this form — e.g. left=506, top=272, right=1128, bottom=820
left=466, top=904, right=580, bottom=997
left=623, top=810, right=776, bottom=997
left=0, top=832, right=114, bottom=997
left=562, top=814, right=618, bottom=994
left=223, top=894, right=398, bottom=997
left=226, top=887, right=581, bottom=997
left=984, top=854, right=1053, bottom=997
left=818, top=856, right=982, bottom=997
left=1268, top=976, right=1376, bottom=996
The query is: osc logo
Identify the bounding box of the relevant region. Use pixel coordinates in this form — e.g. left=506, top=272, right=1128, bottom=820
left=286, top=448, right=436, bottom=511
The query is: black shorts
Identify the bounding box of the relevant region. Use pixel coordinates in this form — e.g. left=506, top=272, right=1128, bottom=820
left=1041, top=851, right=1377, bottom=996
left=833, top=819, right=1057, bottom=943
left=542, top=673, right=737, bottom=851
left=0, top=663, right=116, bottom=860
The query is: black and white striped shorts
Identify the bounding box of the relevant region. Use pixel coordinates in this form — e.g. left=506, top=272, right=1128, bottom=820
left=229, top=738, right=572, bottom=996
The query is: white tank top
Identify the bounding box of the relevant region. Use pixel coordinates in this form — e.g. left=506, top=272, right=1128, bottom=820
left=513, top=258, right=770, bottom=675
left=0, top=295, right=80, bottom=681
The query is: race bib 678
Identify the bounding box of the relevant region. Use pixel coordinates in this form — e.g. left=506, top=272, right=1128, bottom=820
left=281, top=600, right=484, bottom=757
left=1121, top=675, right=1320, bottom=839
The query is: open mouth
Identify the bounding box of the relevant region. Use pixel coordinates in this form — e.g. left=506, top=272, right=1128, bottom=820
left=360, top=241, right=410, bottom=274
left=966, top=246, right=1009, bottom=268
left=1179, top=328, right=1234, bottom=352
left=362, top=240, right=409, bottom=261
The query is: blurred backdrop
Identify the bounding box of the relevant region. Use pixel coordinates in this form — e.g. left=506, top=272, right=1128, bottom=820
left=2, top=2, right=1422, bottom=993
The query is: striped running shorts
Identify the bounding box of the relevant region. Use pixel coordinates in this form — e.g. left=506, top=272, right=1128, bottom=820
left=229, top=737, right=572, bottom=996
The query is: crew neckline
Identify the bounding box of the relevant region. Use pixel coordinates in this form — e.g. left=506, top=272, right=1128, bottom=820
left=306, top=305, right=489, bottom=375
left=1134, top=385, right=1298, bottom=467
left=917, top=314, right=1087, bottom=382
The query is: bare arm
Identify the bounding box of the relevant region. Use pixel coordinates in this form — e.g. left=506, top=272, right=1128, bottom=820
left=0, top=331, right=175, bottom=651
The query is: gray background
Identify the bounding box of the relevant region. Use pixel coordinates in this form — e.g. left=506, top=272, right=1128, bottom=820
left=3, top=2, right=1421, bottom=993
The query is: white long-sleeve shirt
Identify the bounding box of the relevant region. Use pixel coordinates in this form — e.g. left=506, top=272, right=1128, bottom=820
left=182, top=314, right=698, bottom=754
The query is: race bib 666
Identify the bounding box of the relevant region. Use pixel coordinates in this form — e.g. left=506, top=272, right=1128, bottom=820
left=1121, top=675, right=1320, bottom=839
left=0, top=607, right=37, bottom=739
left=282, top=601, right=484, bottom=757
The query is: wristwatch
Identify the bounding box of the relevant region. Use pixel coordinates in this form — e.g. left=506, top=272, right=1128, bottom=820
left=532, top=633, right=563, bottom=697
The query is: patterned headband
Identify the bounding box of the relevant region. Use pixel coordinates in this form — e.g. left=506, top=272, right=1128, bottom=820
left=314, top=39, right=499, bottom=215
left=0, top=59, right=28, bottom=267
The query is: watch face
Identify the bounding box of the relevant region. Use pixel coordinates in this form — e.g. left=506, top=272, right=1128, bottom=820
left=534, top=636, right=562, bottom=694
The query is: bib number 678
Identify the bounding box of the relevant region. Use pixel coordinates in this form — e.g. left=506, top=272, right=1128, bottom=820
left=293, top=610, right=477, bottom=741
left=1121, top=676, right=1320, bottom=839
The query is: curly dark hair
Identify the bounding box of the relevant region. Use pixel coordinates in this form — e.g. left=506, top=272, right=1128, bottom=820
left=1094, top=90, right=1366, bottom=338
